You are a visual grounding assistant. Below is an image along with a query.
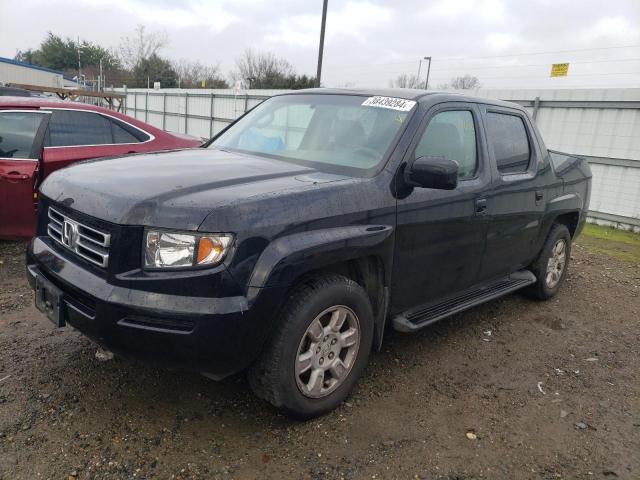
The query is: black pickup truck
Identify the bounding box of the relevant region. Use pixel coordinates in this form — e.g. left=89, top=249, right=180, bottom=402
left=27, top=89, right=591, bottom=418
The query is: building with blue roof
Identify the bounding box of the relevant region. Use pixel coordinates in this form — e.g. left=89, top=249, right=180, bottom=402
left=0, top=56, right=66, bottom=88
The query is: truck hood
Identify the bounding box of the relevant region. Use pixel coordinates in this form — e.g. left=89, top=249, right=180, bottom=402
left=40, top=148, right=347, bottom=230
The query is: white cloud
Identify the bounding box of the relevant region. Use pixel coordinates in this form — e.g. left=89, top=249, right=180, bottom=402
left=265, top=1, right=392, bottom=47
left=264, top=14, right=319, bottom=48
left=485, top=33, right=516, bottom=50
left=591, top=16, right=640, bottom=42
left=421, top=0, right=506, bottom=22
left=75, top=0, right=238, bottom=32
left=1, top=0, right=639, bottom=88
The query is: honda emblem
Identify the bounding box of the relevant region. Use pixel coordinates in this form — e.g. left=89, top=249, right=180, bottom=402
left=61, top=220, right=77, bottom=248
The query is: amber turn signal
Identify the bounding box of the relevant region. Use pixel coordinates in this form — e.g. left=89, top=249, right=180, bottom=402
left=196, top=236, right=226, bottom=265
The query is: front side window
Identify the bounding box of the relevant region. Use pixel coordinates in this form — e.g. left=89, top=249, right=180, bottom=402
left=486, top=112, right=531, bottom=174
left=414, top=110, right=478, bottom=179
left=210, top=94, right=415, bottom=176
left=0, top=111, right=47, bottom=159
left=47, top=110, right=113, bottom=147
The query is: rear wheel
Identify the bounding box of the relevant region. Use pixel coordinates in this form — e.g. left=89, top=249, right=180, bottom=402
left=248, top=274, right=374, bottom=419
left=527, top=224, right=571, bottom=300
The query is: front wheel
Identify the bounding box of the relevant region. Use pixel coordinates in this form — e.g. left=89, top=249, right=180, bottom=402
left=248, top=274, right=374, bottom=419
left=527, top=223, right=571, bottom=300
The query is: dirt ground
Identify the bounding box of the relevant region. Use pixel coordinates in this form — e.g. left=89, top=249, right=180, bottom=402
left=1, top=226, right=638, bottom=480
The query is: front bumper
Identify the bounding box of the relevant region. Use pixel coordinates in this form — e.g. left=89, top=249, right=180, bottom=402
left=27, top=237, right=284, bottom=378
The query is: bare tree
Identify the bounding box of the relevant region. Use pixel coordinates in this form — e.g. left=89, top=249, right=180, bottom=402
left=448, top=74, right=481, bottom=90
left=172, top=59, right=228, bottom=88
left=118, top=25, right=168, bottom=70
left=233, top=49, right=295, bottom=88
left=391, top=74, right=422, bottom=89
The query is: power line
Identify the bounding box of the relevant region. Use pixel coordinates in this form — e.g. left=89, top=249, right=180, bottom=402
left=431, top=44, right=640, bottom=63
left=419, top=57, right=640, bottom=74
left=328, top=59, right=640, bottom=77
left=444, top=72, right=640, bottom=80
left=327, top=44, right=640, bottom=70
left=337, top=68, right=640, bottom=81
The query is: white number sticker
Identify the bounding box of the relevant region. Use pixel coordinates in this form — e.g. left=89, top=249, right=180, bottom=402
left=362, top=96, right=416, bottom=112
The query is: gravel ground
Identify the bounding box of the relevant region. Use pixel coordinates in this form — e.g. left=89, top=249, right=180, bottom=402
left=0, top=229, right=639, bottom=480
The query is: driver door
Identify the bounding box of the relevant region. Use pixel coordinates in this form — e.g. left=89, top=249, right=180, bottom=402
left=0, top=110, right=51, bottom=239
left=391, top=103, right=491, bottom=313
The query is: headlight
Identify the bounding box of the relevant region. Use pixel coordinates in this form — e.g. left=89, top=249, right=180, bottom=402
left=144, top=230, right=233, bottom=269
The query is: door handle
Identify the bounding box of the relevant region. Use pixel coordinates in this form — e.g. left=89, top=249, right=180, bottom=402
left=475, top=198, right=487, bottom=215
left=1, top=172, right=29, bottom=181
left=535, top=191, right=543, bottom=201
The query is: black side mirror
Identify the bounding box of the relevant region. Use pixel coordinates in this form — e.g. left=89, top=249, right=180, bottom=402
left=404, top=156, right=459, bottom=190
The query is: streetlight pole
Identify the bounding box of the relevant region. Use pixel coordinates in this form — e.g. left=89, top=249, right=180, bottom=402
left=316, top=0, right=328, bottom=88
left=417, top=56, right=431, bottom=89
left=424, top=56, right=432, bottom=90
left=416, top=57, right=424, bottom=85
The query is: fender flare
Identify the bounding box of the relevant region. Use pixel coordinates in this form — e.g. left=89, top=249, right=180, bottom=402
left=247, top=225, right=394, bottom=291
left=245, top=225, right=395, bottom=347
left=536, top=192, right=584, bottom=249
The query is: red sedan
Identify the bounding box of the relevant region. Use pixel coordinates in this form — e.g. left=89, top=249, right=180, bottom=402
left=0, top=96, right=202, bottom=239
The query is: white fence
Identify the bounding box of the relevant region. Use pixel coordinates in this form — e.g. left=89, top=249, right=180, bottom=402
left=116, top=87, right=640, bottom=231
left=476, top=88, right=640, bottom=231
left=117, top=88, right=289, bottom=139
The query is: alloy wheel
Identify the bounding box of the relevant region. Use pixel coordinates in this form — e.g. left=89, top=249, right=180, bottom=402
left=294, top=305, right=361, bottom=399
left=545, top=239, right=567, bottom=288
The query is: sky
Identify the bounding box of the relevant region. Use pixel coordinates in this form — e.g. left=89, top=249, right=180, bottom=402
left=1, top=0, right=639, bottom=90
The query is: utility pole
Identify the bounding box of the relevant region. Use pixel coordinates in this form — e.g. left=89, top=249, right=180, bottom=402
left=99, top=58, right=103, bottom=92
left=316, top=0, right=328, bottom=88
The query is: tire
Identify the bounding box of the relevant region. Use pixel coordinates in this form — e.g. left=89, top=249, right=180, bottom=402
left=527, top=223, right=571, bottom=300
left=248, top=274, right=374, bottom=419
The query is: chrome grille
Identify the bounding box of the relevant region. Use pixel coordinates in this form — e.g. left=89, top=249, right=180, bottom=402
left=47, top=207, right=110, bottom=268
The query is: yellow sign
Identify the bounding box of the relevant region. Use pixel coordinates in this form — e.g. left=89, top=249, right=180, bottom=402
left=550, top=63, right=569, bottom=77
left=201, top=80, right=206, bottom=88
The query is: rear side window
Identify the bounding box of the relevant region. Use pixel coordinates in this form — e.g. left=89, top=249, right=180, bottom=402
left=111, top=118, right=148, bottom=144
left=48, top=110, right=112, bottom=147
left=486, top=112, right=530, bottom=174
left=0, top=111, right=46, bottom=159
left=415, top=110, right=478, bottom=179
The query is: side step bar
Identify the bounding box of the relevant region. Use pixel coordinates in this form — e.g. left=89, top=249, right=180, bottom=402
left=392, top=270, right=536, bottom=333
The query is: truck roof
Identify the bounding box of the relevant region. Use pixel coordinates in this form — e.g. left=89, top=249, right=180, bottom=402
left=283, top=88, right=522, bottom=110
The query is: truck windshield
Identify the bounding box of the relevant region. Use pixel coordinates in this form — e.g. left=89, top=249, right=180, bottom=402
left=209, top=94, right=415, bottom=175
